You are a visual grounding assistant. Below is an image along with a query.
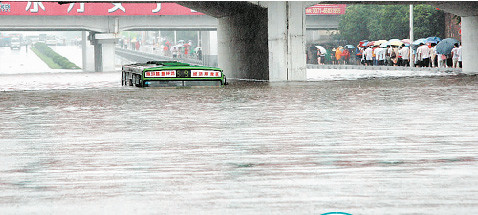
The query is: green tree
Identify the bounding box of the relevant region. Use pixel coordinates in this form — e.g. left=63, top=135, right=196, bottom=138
left=413, top=5, right=445, bottom=39
left=337, top=4, right=374, bottom=45
left=368, top=5, right=409, bottom=40
left=337, top=4, right=445, bottom=44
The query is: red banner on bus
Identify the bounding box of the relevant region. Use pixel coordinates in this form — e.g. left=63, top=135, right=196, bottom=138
left=306, top=4, right=346, bottom=15
left=0, top=2, right=204, bottom=16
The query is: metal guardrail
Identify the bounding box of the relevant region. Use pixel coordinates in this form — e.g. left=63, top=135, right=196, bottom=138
left=306, top=64, right=463, bottom=73
left=115, top=47, right=204, bottom=66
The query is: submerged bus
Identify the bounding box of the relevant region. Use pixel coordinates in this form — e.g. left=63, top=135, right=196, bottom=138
left=122, top=61, right=227, bottom=87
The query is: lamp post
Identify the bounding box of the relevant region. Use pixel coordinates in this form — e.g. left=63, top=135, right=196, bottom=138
left=410, top=4, right=414, bottom=67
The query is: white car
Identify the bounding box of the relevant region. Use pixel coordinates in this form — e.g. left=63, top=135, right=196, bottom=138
left=10, top=38, right=21, bottom=50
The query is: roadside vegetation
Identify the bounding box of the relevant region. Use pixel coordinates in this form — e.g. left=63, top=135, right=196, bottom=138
left=31, top=42, right=80, bottom=69
left=336, top=4, right=446, bottom=45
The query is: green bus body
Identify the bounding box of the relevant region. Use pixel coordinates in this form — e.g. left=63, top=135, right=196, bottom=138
left=122, top=61, right=227, bottom=87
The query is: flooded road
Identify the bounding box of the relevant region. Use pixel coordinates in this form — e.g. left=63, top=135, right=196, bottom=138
left=0, top=46, right=477, bottom=214
left=0, top=46, right=50, bottom=74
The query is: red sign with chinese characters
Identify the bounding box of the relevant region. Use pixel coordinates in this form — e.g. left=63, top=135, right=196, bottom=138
left=0, top=2, right=204, bottom=16
left=191, top=70, right=221, bottom=78
left=145, top=70, right=176, bottom=78
left=306, top=4, right=346, bottom=15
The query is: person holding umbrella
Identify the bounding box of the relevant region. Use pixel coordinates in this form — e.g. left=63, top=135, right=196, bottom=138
left=356, top=46, right=364, bottom=65
left=317, top=48, right=322, bottom=65
left=364, top=45, right=373, bottom=66
left=437, top=51, right=446, bottom=68
left=387, top=45, right=393, bottom=66
left=400, top=44, right=410, bottom=67
left=417, top=43, right=431, bottom=67
left=376, top=46, right=386, bottom=66
left=341, top=48, right=350, bottom=65
left=335, top=46, right=343, bottom=64
left=451, top=43, right=460, bottom=68
left=436, top=38, right=460, bottom=67
left=430, top=43, right=437, bottom=67
left=315, top=46, right=327, bottom=65
left=359, top=47, right=365, bottom=65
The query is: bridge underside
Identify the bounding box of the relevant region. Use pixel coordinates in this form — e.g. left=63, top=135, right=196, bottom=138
left=2, top=1, right=477, bottom=78
left=216, top=4, right=269, bottom=81
left=0, top=7, right=325, bottom=79
left=178, top=2, right=269, bottom=81
left=179, top=1, right=478, bottom=79
left=179, top=1, right=308, bottom=81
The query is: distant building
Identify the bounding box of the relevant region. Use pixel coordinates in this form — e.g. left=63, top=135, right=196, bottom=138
left=444, top=12, right=461, bottom=41
left=306, top=4, right=346, bottom=45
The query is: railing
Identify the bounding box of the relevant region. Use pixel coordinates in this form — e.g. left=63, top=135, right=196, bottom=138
left=307, top=64, right=463, bottom=72
left=115, top=47, right=204, bottom=66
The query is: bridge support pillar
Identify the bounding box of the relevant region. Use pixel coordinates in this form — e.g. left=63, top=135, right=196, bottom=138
left=461, top=16, right=478, bottom=75
left=89, top=33, right=118, bottom=72
left=82, top=31, right=95, bottom=72
left=200, top=31, right=218, bottom=67
left=267, top=2, right=307, bottom=81
left=217, top=7, right=268, bottom=80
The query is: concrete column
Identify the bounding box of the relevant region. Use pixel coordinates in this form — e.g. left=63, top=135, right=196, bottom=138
left=197, top=31, right=200, bottom=48
left=100, top=41, right=116, bottom=72
left=93, top=43, right=102, bottom=72
left=82, top=31, right=87, bottom=71
left=200, top=31, right=218, bottom=67
left=90, top=33, right=118, bottom=72
left=81, top=31, right=95, bottom=72
left=461, top=16, right=478, bottom=75
left=267, top=2, right=307, bottom=81
left=217, top=7, right=268, bottom=80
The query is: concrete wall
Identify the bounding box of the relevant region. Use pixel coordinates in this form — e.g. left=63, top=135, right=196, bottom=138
left=461, top=16, right=478, bottom=75
left=217, top=7, right=269, bottom=80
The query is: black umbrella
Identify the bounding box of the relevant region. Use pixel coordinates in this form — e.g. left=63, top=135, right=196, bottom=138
left=436, top=38, right=460, bottom=55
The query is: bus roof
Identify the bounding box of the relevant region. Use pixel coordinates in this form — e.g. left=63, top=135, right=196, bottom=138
left=125, top=61, right=221, bottom=71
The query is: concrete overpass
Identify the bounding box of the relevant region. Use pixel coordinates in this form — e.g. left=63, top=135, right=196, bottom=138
left=0, top=16, right=218, bottom=32
left=0, top=13, right=337, bottom=32
left=178, top=1, right=478, bottom=81
left=0, top=4, right=339, bottom=79
left=1, top=1, right=476, bottom=81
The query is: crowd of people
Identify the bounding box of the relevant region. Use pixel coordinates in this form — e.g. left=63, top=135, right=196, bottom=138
left=119, top=38, right=203, bottom=61
left=310, top=39, right=463, bottom=69
left=359, top=42, right=462, bottom=68
left=159, top=40, right=202, bottom=60
left=311, top=46, right=353, bottom=65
